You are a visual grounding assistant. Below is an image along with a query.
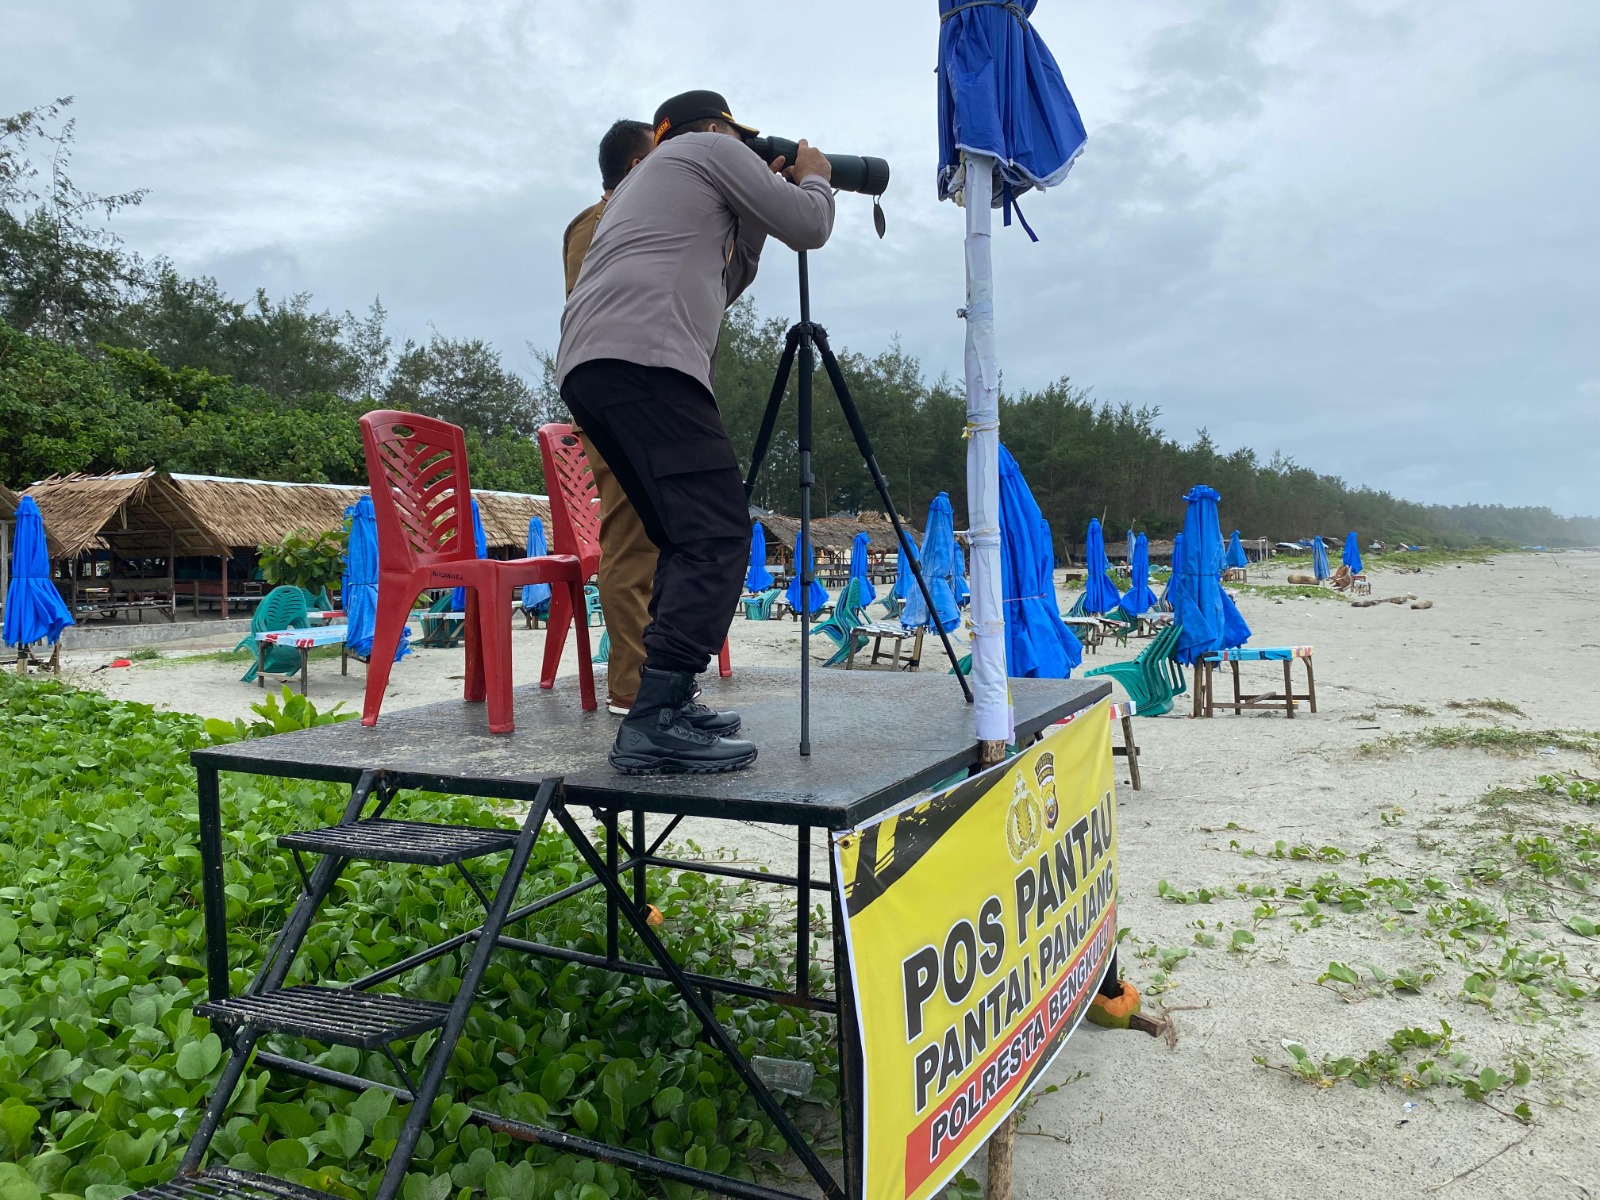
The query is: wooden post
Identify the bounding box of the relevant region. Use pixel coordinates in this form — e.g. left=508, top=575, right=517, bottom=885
left=979, top=735, right=1013, bottom=1199
left=220, top=553, right=229, bottom=621
left=166, top=531, right=176, bottom=622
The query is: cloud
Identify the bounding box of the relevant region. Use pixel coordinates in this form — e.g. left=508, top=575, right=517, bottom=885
left=2, top=0, right=1596, bottom=515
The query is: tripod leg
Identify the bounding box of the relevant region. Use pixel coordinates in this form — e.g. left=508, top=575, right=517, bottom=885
left=812, top=328, right=973, bottom=700
left=743, top=326, right=801, bottom=501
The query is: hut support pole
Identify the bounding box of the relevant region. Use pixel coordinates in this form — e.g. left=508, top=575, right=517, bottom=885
left=1, top=520, right=9, bottom=626
left=977, top=734, right=1013, bottom=1200
left=166, top=532, right=176, bottom=622
left=220, top=554, right=229, bottom=621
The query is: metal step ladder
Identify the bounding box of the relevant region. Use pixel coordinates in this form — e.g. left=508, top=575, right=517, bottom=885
left=123, top=769, right=558, bottom=1200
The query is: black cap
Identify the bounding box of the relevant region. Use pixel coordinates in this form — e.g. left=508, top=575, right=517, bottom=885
left=652, top=90, right=759, bottom=145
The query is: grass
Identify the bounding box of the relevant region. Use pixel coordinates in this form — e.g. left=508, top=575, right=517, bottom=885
left=131, top=645, right=347, bottom=668
left=1378, top=702, right=1434, bottom=717
left=1446, top=698, right=1527, bottom=718
left=1360, top=725, right=1600, bottom=757
left=1230, top=583, right=1346, bottom=603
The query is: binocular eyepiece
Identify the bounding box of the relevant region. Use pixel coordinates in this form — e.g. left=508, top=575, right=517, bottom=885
left=745, top=135, right=890, bottom=197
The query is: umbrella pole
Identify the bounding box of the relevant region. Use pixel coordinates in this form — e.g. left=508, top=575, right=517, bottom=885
left=962, top=154, right=1011, bottom=746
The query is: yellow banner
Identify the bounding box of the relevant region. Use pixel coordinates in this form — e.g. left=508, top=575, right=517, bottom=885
left=832, top=705, right=1117, bottom=1200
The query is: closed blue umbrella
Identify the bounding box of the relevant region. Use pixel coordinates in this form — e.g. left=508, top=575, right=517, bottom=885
left=745, top=522, right=774, bottom=592
left=451, top=499, right=487, bottom=612
left=1126, top=528, right=1136, bottom=570
left=1342, top=531, right=1363, bottom=577
left=901, top=493, right=964, bottom=634
left=1081, top=518, right=1121, bottom=614
left=1311, top=537, right=1330, bottom=582
left=848, top=531, right=877, bottom=607
left=3, top=496, right=73, bottom=648
left=1225, top=530, right=1248, bottom=570
left=891, top=540, right=913, bottom=600
left=938, top=0, right=1087, bottom=745
left=522, top=517, right=552, bottom=613
left=1122, top=532, right=1159, bottom=615
left=1173, top=486, right=1251, bottom=664
left=998, top=445, right=1080, bottom=677
left=784, top=532, right=829, bottom=617
left=1159, top=534, right=1181, bottom=608
left=344, top=496, right=410, bottom=662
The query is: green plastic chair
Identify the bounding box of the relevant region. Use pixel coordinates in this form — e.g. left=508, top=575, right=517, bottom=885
left=1084, top=621, right=1184, bottom=716
left=814, top=579, right=873, bottom=667
left=235, top=586, right=311, bottom=682
left=418, top=593, right=465, bottom=649
left=1100, top=606, right=1139, bottom=647
left=593, top=629, right=610, bottom=664
left=742, top=587, right=781, bottom=620
left=878, top=593, right=904, bottom=620
left=584, top=584, right=605, bottom=627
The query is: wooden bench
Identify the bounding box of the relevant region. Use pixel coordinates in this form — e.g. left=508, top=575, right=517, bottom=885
left=848, top=622, right=924, bottom=671
left=254, top=624, right=351, bottom=695
left=1051, top=698, right=1142, bottom=790
left=1194, top=645, right=1316, bottom=718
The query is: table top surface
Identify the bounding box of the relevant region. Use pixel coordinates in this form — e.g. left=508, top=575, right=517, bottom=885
left=195, top=666, right=1109, bottom=827
left=256, top=624, right=349, bottom=646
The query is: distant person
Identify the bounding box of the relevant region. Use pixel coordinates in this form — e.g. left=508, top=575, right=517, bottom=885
left=562, top=119, right=656, bottom=719
left=557, top=89, right=835, bottom=775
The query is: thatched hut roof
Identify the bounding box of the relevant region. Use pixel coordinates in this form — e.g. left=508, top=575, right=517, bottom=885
left=0, top=484, right=18, bottom=523
left=754, top=512, right=917, bottom=559
left=25, top=471, right=226, bottom=560
left=165, top=474, right=551, bottom=556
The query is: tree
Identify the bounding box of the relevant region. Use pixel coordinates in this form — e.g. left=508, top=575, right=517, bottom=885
left=0, top=97, right=147, bottom=343
left=384, top=332, right=537, bottom=438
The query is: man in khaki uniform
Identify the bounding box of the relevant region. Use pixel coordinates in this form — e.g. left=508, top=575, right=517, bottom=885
left=562, top=119, right=656, bottom=713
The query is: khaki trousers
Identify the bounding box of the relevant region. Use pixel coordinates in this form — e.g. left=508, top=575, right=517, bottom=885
left=579, top=433, right=655, bottom=701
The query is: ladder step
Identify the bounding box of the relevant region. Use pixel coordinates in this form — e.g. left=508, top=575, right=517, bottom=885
left=197, top=987, right=448, bottom=1049
left=278, top=819, right=520, bottom=865
left=126, top=1168, right=337, bottom=1200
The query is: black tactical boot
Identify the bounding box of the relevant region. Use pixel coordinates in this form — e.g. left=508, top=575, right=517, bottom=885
left=609, top=669, right=757, bottom=775
left=678, top=678, right=742, bottom=737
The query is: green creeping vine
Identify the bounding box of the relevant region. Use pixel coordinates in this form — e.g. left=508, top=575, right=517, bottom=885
left=0, top=676, right=837, bottom=1200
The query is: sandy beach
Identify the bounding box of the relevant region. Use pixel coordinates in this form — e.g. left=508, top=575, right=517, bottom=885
left=60, top=551, right=1600, bottom=1199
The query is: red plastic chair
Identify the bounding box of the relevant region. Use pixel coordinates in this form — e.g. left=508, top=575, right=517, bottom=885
left=360, top=410, right=596, bottom=733
left=536, top=424, right=731, bottom=690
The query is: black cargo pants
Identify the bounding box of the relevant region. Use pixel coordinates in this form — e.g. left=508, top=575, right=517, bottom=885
left=559, top=359, right=748, bottom=677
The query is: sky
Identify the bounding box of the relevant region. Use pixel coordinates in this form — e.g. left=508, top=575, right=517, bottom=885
left=5, top=0, right=1597, bottom=516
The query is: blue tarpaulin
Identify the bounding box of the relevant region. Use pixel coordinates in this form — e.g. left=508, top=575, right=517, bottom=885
left=902, top=493, right=964, bottom=634
left=1159, top=534, right=1181, bottom=607
left=521, top=517, right=552, bottom=613
left=937, top=0, right=1088, bottom=213
left=2, top=496, right=73, bottom=648
left=1122, top=532, right=1160, bottom=615
left=997, top=444, right=1080, bottom=677
left=1081, top=518, right=1121, bottom=614
left=451, top=500, right=487, bottom=612
left=746, top=522, right=774, bottom=592
left=848, top=531, right=877, bottom=607
left=1312, top=537, right=1330, bottom=581
left=1225, top=530, right=1248, bottom=570
left=344, top=496, right=410, bottom=662
left=1173, top=486, right=1252, bottom=665
left=784, top=533, right=829, bottom=617
left=1342, top=531, right=1363, bottom=577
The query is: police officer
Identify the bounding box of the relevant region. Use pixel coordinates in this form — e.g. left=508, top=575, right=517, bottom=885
left=557, top=90, right=835, bottom=774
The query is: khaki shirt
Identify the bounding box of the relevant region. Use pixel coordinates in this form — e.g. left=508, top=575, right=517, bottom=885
left=557, top=132, right=835, bottom=394
left=562, top=196, right=607, bottom=297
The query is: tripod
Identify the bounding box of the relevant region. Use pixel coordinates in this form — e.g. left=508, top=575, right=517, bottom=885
left=744, top=251, right=972, bottom=756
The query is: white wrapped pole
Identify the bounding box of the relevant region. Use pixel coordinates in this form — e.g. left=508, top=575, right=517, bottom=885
left=961, top=154, right=1013, bottom=745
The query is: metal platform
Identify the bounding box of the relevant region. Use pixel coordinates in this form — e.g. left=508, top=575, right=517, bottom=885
left=184, top=668, right=1112, bottom=1200
left=195, top=666, right=1108, bottom=826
